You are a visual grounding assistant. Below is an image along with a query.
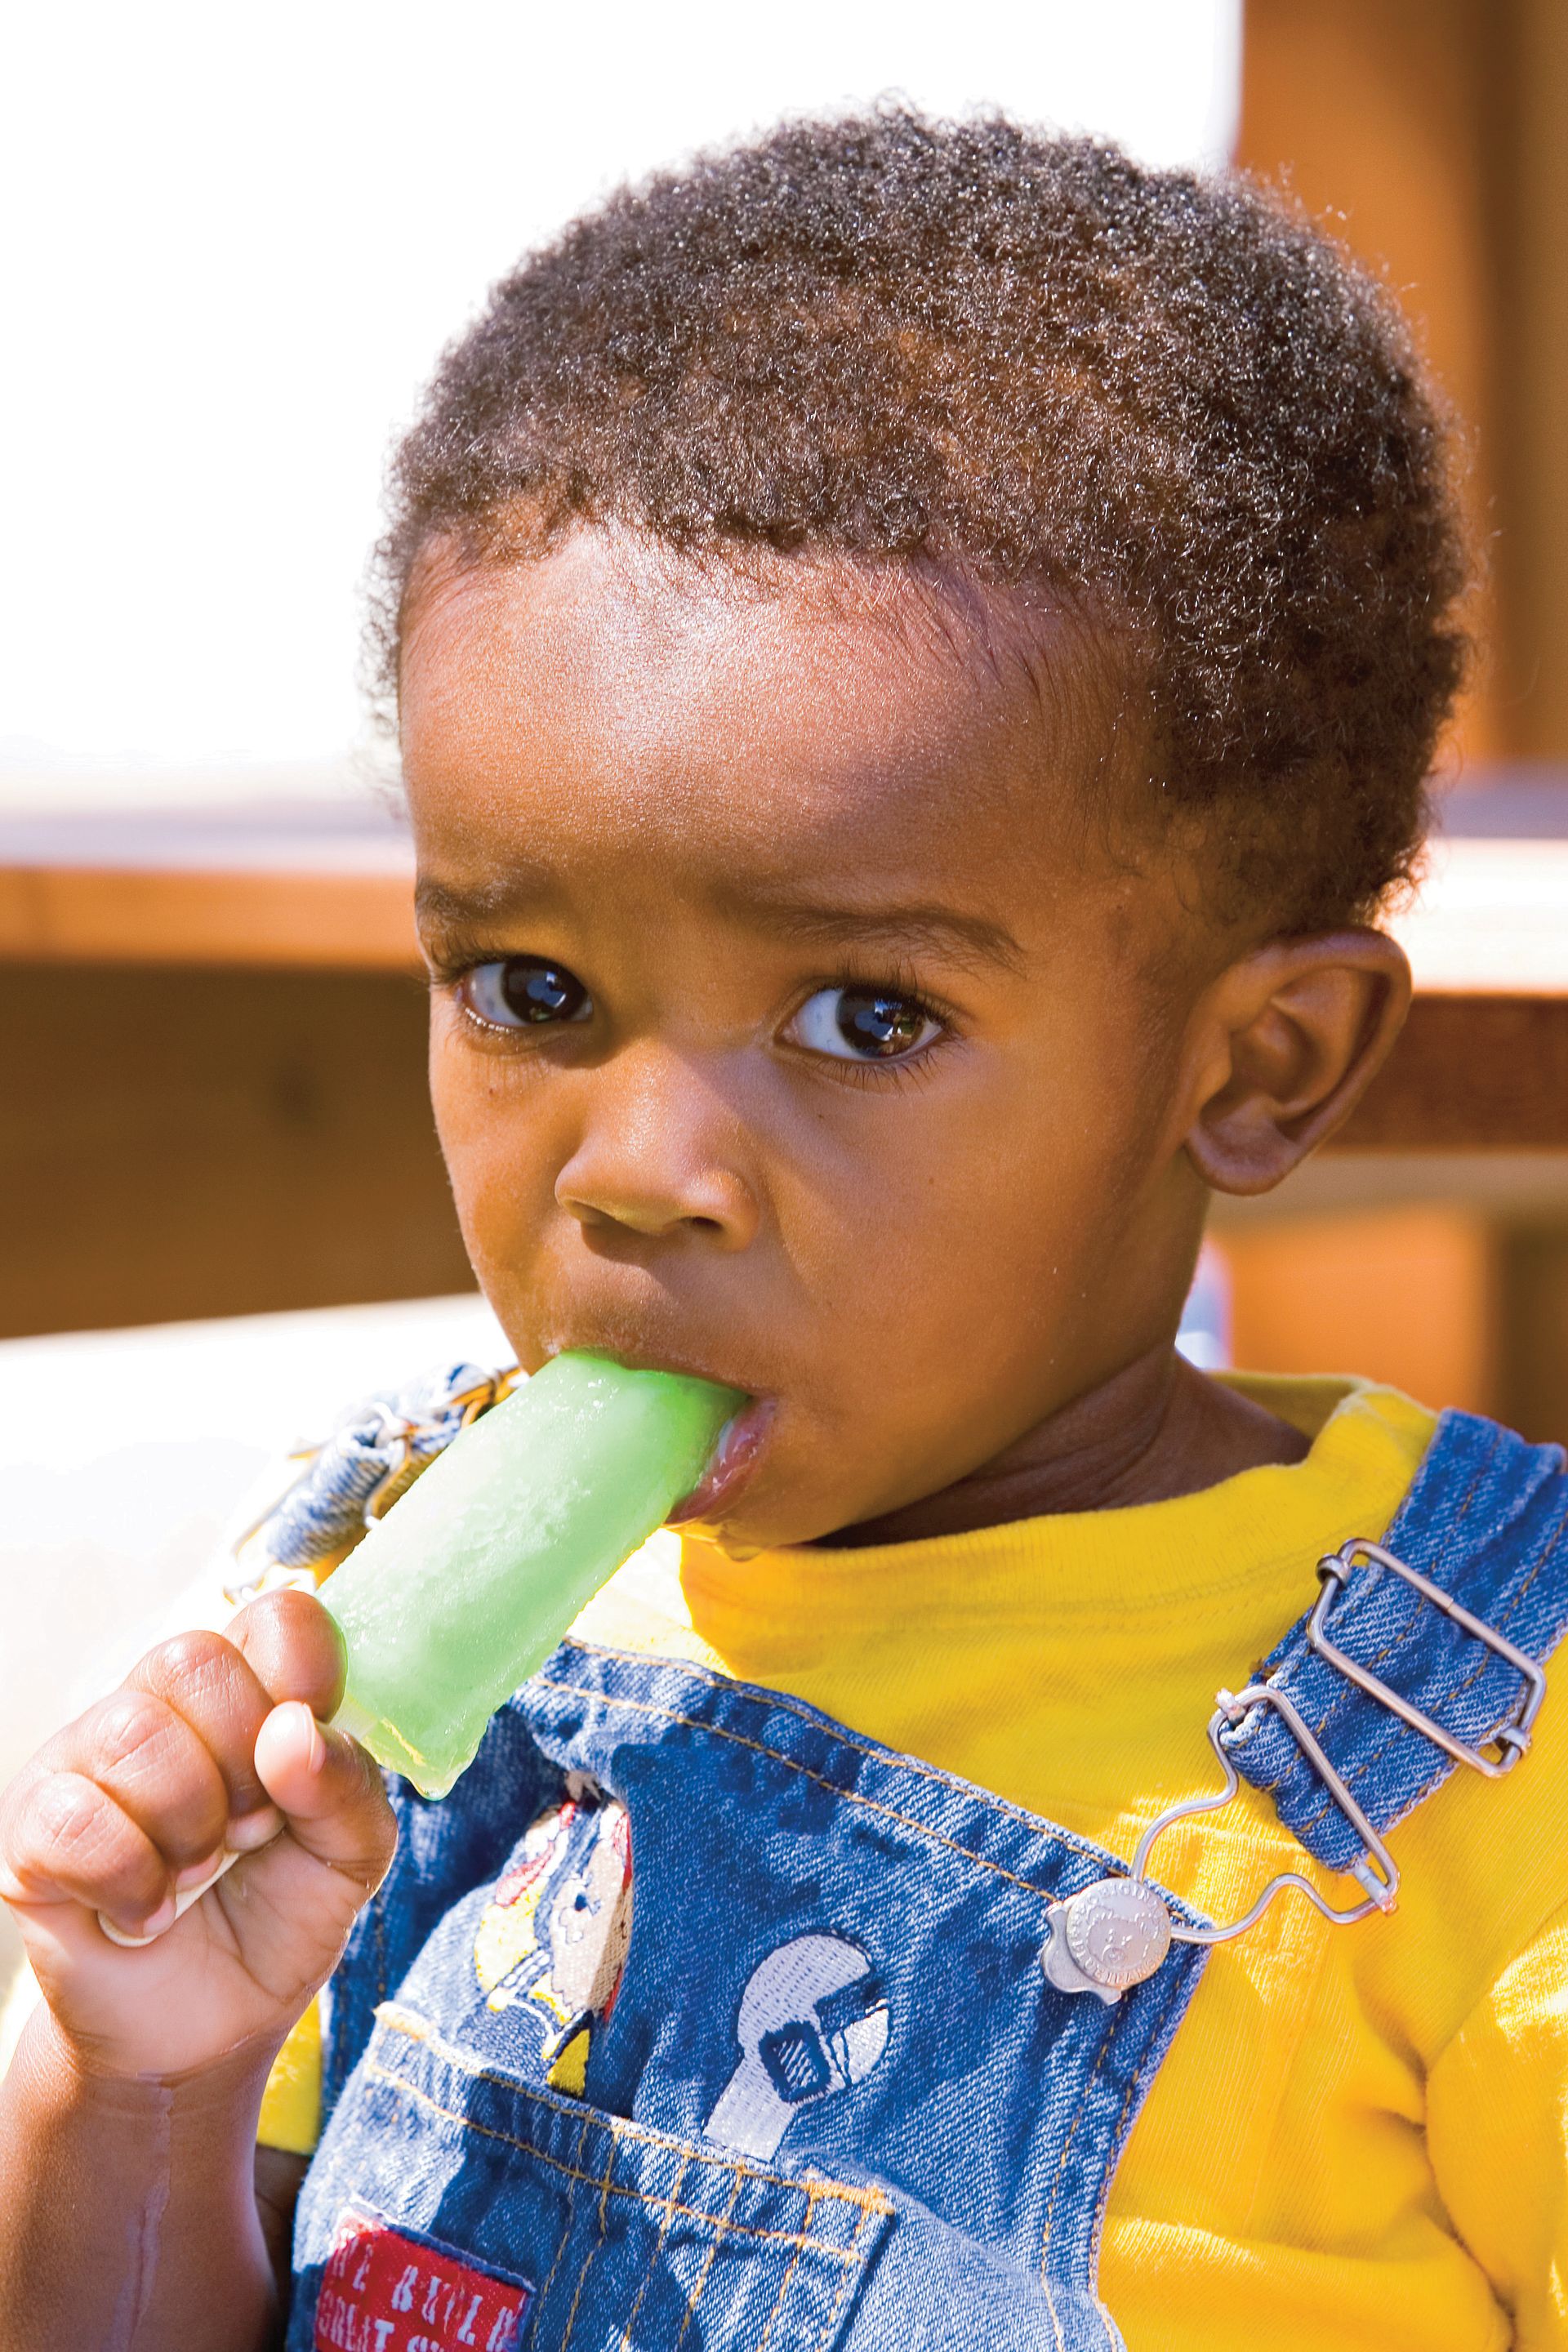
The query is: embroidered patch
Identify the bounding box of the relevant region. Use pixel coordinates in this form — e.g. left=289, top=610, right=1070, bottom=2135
left=470, top=1781, right=633, bottom=2087
left=704, top=1932, right=889, bottom=2159
left=314, top=2203, right=532, bottom=2351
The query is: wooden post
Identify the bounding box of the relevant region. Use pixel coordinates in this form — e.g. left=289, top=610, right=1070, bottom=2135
left=1238, top=0, right=1568, bottom=769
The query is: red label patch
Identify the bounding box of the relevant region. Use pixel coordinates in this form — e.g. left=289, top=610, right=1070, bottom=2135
left=314, top=2203, right=532, bottom=2352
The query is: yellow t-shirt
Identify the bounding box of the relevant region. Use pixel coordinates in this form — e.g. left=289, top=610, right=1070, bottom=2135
left=262, top=1377, right=1568, bottom=2350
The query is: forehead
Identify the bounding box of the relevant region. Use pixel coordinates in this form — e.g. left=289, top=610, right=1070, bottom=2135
left=399, top=531, right=1114, bottom=898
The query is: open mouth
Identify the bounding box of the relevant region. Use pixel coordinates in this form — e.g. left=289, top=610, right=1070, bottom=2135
left=666, top=1394, right=777, bottom=1527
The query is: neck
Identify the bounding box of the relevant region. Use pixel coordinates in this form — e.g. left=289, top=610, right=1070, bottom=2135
left=819, top=1345, right=1310, bottom=1548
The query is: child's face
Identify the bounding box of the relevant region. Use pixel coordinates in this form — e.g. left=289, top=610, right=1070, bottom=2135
left=403, top=530, right=1217, bottom=1548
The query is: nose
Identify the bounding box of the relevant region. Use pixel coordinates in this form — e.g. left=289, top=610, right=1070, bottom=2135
left=554, top=1048, right=760, bottom=1251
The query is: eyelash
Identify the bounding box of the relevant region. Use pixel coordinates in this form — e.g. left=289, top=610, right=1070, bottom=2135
left=443, top=953, right=958, bottom=1080
left=805, top=1036, right=947, bottom=1095
left=783, top=968, right=953, bottom=1082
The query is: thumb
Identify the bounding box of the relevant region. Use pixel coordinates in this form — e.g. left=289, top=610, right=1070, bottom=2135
left=252, top=1703, right=397, bottom=1894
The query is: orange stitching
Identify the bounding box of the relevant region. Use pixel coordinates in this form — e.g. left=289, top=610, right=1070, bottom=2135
left=372, top=2004, right=890, bottom=2216
left=675, top=2170, right=746, bottom=2349
left=559, top=2133, right=617, bottom=2352
left=555, top=1641, right=1111, bottom=1869
left=753, top=2186, right=815, bottom=2352
left=1039, top=2010, right=1121, bottom=2316
left=808, top=2201, right=879, bottom=2352
left=1087, top=1963, right=1190, bottom=2347
left=527, top=2110, right=591, bottom=2348
left=363, top=2062, right=868, bottom=2259
left=537, top=1671, right=1062, bottom=1908
left=616, top=2151, right=690, bottom=2352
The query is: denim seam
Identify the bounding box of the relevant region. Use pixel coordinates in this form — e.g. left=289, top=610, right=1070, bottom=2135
left=538, top=1673, right=1078, bottom=1910
left=1289, top=1440, right=1495, bottom=1780
left=1245, top=1436, right=1539, bottom=1825
left=362, top=2061, right=870, bottom=2258
left=1262, top=1573, right=1457, bottom=1813
left=526, top=2111, right=592, bottom=2351
left=1245, top=1572, right=1436, bottom=1801
left=615, top=2151, right=691, bottom=2352
left=1308, top=1437, right=1493, bottom=1754
left=751, top=2188, right=816, bottom=2352
left=675, top=2172, right=746, bottom=2351
left=373, top=2002, right=891, bottom=2214
left=559, top=2133, right=617, bottom=2352
left=1237, top=1440, right=1497, bottom=1793
left=1290, top=1503, right=1566, bottom=1838
left=1037, top=2007, right=1125, bottom=2341
left=808, top=2203, right=878, bottom=2352
left=1085, top=1958, right=1198, bottom=2352
left=556, top=1641, right=1118, bottom=1870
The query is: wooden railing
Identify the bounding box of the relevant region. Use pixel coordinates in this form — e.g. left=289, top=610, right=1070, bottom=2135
left=0, top=794, right=1563, bottom=1336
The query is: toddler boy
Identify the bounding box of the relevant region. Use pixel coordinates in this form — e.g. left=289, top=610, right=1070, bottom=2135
left=2, top=112, right=1564, bottom=2351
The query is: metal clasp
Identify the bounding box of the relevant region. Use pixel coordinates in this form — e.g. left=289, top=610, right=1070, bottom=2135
left=1309, top=1538, right=1546, bottom=1779
left=1049, top=1535, right=1551, bottom=1996
left=1133, top=1683, right=1400, bottom=1948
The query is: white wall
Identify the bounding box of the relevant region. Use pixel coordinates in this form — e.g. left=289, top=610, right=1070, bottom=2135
left=0, top=0, right=1240, bottom=808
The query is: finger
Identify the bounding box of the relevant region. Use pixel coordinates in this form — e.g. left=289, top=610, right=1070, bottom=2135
left=125, top=1629, right=281, bottom=1824
left=228, top=1589, right=347, bottom=1720
left=252, top=1706, right=397, bottom=1894
left=47, top=1689, right=230, bottom=1876
left=0, top=1770, right=174, bottom=1941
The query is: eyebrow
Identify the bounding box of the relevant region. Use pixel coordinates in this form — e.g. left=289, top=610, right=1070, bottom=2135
left=415, top=872, right=1024, bottom=976
left=718, top=885, right=1025, bottom=975
left=415, top=872, right=557, bottom=932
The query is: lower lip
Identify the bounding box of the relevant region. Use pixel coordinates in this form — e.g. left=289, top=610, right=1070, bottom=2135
left=667, top=1396, right=777, bottom=1527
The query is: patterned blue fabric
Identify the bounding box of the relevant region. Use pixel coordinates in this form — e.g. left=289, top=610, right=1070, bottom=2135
left=1223, top=1409, right=1568, bottom=1869
left=289, top=1653, right=1210, bottom=2350
left=264, top=1362, right=508, bottom=1570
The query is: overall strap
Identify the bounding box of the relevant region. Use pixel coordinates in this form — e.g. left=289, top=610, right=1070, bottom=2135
left=1222, top=1410, right=1568, bottom=1872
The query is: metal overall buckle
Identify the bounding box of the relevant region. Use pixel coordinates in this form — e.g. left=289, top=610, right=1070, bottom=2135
left=1042, top=1534, right=1544, bottom=2005
left=1307, top=1537, right=1545, bottom=1777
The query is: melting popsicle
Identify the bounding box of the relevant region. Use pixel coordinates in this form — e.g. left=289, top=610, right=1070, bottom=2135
left=321, top=1351, right=746, bottom=1797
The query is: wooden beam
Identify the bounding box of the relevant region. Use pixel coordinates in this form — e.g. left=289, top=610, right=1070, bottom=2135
left=0, top=862, right=419, bottom=971
left=2, top=829, right=1565, bottom=990
left=1330, top=995, right=1568, bottom=1152
left=0, top=964, right=469, bottom=1339
left=0, top=962, right=1562, bottom=1344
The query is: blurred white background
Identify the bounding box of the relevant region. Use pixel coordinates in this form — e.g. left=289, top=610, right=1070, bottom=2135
left=0, top=0, right=1239, bottom=808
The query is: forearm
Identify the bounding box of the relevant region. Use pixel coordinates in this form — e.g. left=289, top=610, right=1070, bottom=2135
left=0, top=2004, right=279, bottom=2352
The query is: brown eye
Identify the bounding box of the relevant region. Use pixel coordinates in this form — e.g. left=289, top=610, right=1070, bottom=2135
left=462, top=958, right=593, bottom=1028
left=787, top=985, right=941, bottom=1062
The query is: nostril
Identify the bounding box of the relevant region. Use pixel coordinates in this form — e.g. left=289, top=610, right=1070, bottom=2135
left=688, top=1215, right=724, bottom=1235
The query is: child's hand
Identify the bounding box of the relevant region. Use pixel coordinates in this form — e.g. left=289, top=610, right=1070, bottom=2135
left=0, top=1588, right=397, bottom=2082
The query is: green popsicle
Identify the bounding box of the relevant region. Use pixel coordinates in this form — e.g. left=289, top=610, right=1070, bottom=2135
left=322, top=1352, right=745, bottom=1797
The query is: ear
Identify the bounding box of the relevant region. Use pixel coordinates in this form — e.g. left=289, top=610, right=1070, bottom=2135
left=1182, top=930, right=1411, bottom=1196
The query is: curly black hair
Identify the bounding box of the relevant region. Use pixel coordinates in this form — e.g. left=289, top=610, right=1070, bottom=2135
left=376, top=109, right=1468, bottom=933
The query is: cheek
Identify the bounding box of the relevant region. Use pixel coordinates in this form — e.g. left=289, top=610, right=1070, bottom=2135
left=427, top=1020, right=560, bottom=1275
left=777, top=1044, right=1129, bottom=1347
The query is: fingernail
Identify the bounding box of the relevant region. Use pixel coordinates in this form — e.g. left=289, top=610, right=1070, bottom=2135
left=109, top=1895, right=175, bottom=1943
left=176, top=1853, right=224, bottom=1892
left=299, top=1707, right=327, bottom=1775
left=227, top=1804, right=283, bottom=1852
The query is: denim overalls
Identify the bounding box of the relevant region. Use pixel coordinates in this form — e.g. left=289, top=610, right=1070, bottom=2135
left=287, top=1410, right=1568, bottom=2351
